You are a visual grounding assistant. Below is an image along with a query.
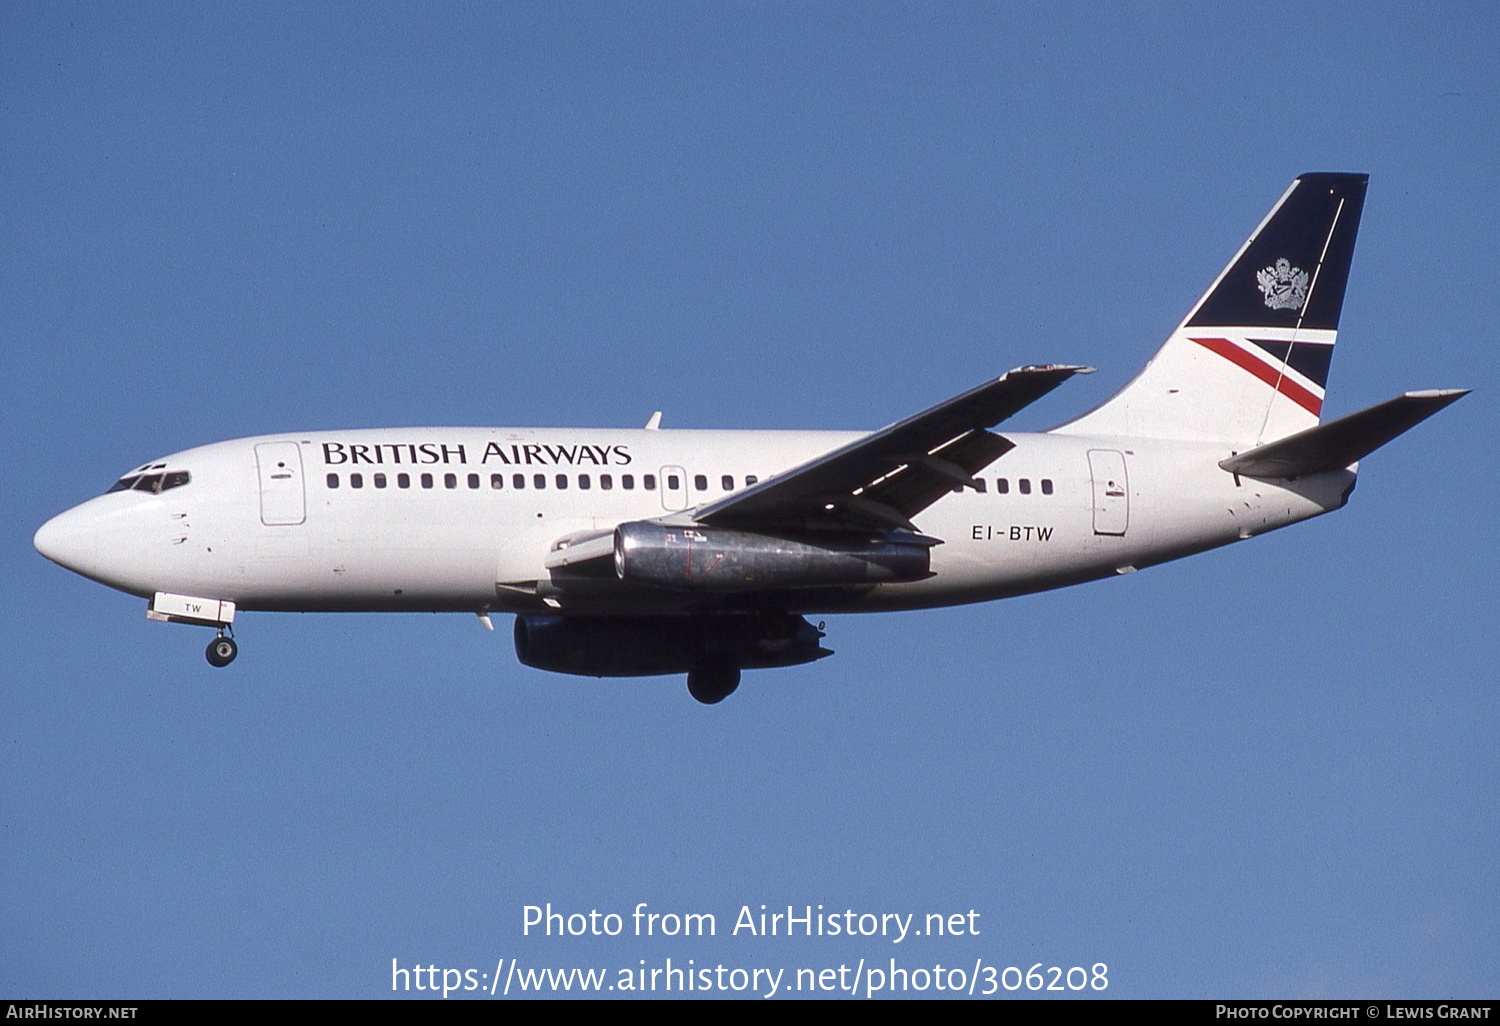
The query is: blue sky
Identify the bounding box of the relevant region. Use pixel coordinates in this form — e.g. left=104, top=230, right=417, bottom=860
left=3, top=2, right=1496, bottom=999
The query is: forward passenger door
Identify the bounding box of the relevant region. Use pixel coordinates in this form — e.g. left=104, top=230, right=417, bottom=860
left=255, top=442, right=306, bottom=526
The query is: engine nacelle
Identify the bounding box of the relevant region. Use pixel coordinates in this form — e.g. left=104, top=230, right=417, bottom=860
left=613, top=522, right=933, bottom=592
left=514, top=612, right=831, bottom=678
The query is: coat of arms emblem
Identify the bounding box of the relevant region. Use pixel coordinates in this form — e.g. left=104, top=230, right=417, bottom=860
left=1256, top=257, right=1309, bottom=311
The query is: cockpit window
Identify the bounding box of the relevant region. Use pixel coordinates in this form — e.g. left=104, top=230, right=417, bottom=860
left=106, top=469, right=190, bottom=495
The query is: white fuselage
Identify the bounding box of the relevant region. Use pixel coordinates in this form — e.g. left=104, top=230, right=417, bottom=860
left=35, top=426, right=1354, bottom=618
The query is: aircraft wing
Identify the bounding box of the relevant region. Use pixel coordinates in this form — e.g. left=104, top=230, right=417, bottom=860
left=694, top=365, right=1092, bottom=532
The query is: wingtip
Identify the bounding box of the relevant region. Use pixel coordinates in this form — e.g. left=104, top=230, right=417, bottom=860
left=1007, top=363, right=1096, bottom=377
left=1404, top=388, right=1470, bottom=399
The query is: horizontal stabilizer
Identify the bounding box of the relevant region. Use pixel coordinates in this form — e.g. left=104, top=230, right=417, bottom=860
left=1220, top=389, right=1469, bottom=478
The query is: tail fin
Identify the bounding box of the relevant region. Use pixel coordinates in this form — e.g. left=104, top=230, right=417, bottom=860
left=1055, top=173, right=1369, bottom=444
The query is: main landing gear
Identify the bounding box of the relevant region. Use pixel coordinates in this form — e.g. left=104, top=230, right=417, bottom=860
left=686, top=659, right=740, bottom=705
left=206, top=629, right=238, bottom=668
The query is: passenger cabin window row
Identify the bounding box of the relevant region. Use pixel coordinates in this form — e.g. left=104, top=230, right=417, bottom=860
left=322, top=472, right=762, bottom=492
left=954, top=477, right=1055, bottom=496
left=319, top=470, right=1047, bottom=496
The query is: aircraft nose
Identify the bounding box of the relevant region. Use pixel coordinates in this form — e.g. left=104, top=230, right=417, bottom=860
left=34, top=505, right=99, bottom=575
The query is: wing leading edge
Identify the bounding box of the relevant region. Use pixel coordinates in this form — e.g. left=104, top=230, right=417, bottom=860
left=694, top=365, right=1093, bottom=532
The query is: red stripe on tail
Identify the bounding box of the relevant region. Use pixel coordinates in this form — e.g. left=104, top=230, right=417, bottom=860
left=1190, top=337, right=1324, bottom=416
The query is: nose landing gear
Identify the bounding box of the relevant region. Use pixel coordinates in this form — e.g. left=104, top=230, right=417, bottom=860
left=206, top=630, right=237, bottom=667
left=146, top=593, right=240, bottom=668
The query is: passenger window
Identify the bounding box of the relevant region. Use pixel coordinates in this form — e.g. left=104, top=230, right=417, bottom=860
left=601, top=474, right=613, bottom=490
left=534, top=474, right=546, bottom=489
left=745, top=475, right=758, bottom=486
left=578, top=474, right=591, bottom=490
left=326, top=473, right=339, bottom=489
left=722, top=475, right=734, bottom=490
left=513, top=474, right=525, bottom=489
left=444, top=473, right=457, bottom=489
left=490, top=473, right=504, bottom=489
left=421, top=473, right=434, bottom=489
left=666, top=474, right=678, bottom=490
left=556, top=474, right=568, bottom=490
left=974, top=479, right=986, bottom=493
left=468, top=473, right=480, bottom=489
left=622, top=474, right=635, bottom=490
left=996, top=478, right=1009, bottom=494
left=398, top=473, right=411, bottom=489
left=374, top=473, right=387, bottom=489
left=350, top=473, right=363, bottom=489
left=162, top=471, right=190, bottom=491
left=644, top=474, right=657, bottom=490
left=1041, top=479, right=1054, bottom=495
left=1019, top=478, right=1031, bottom=495
left=694, top=474, right=707, bottom=491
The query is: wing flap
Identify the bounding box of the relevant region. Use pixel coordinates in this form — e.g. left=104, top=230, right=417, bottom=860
left=857, top=428, right=1015, bottom=524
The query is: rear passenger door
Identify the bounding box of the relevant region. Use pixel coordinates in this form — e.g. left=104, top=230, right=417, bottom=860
left=1087, top=449, right=1129, bottom=536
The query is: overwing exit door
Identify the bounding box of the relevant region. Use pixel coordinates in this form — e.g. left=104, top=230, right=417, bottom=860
left=659, top=465, right=688, bottom=511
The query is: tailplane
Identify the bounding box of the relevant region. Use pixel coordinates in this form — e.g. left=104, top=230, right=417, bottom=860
left=1219, top=389, right=1469, bottom=478
left=1055, top=173, right=1369, bottom=445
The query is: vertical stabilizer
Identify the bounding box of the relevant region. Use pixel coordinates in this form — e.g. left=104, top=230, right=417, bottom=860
left=1055, top=173, right=1368, bottom=444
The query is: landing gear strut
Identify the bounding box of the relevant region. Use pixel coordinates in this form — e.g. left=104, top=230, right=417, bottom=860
left=687, top=660, right=740, bottom=704
left=206, top=630, right=237, bottom=668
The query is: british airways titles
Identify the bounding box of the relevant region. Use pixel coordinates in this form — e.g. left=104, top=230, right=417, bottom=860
left=320, top=441, right=634, bottom=468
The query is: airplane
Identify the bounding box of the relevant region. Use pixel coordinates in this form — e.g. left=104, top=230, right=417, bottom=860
left=34, top=172, right=1468, bottom=703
